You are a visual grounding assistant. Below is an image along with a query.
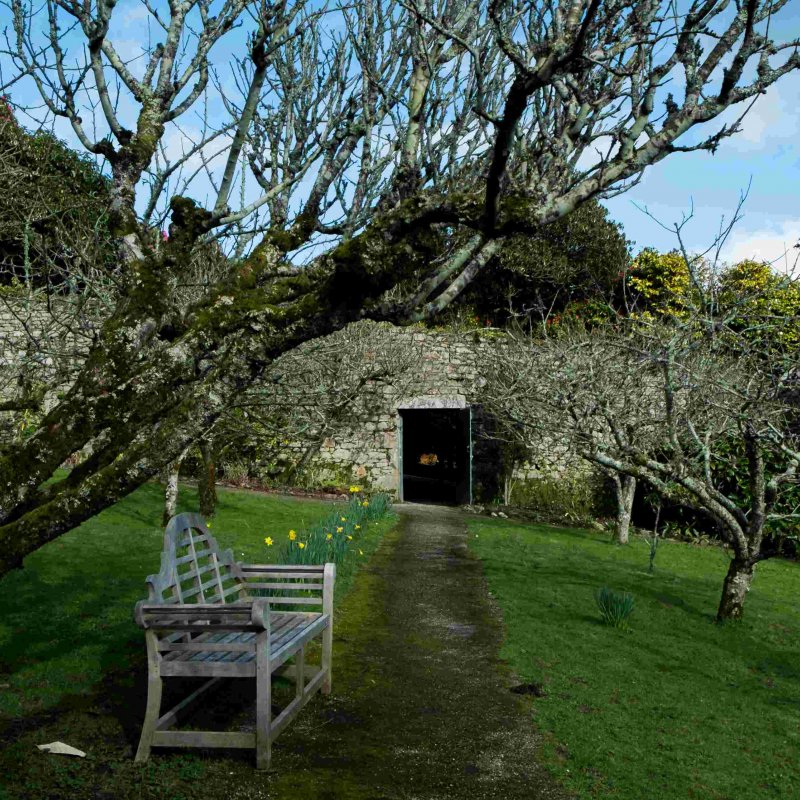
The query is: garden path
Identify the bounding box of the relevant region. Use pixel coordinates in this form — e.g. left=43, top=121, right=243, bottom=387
left=266, top=502, right=570, bottom=799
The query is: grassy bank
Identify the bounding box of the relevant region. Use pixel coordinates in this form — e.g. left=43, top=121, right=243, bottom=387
left=0, top=481, right=394, bottom=799
left=468, top=518, right=800, bottom=800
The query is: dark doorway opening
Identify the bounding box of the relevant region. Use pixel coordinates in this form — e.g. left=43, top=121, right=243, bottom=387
left=400, top=408, right=471, bottom=505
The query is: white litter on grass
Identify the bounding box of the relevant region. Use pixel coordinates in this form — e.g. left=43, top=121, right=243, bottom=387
left=36, top=742, right=86, bottom=757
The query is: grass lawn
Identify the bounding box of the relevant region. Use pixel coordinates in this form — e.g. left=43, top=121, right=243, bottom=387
left=0, top=481, right=395, bottom=800
left=468, top=518, right=800, bottom=800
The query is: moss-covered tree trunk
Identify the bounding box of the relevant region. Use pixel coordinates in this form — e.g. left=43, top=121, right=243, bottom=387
left=0, top=195, right=464, bottom=577
left=612, top=474, right=636, bottom=545
left=198, top=438, right=217, bottom=518
left=716, top=557, right=755, bottom=621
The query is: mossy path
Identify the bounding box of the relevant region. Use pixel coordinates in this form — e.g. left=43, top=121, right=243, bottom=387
left=267, top=503, right=569, bottom=799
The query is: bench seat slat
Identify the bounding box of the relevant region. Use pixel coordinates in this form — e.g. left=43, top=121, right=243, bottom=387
left=159, top=614, right=326, bottom=665
left=271, top=615, right=330, bottom=668
left=159, top=630, right=254, bottom=654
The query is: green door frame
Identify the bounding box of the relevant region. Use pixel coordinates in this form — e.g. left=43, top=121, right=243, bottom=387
left=397, top=412, right=404, bottom=502
left=468, top=405, right=473, bottom=504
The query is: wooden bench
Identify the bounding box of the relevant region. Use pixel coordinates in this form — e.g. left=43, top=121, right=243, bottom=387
left=133, top=512, right=335, bottom=770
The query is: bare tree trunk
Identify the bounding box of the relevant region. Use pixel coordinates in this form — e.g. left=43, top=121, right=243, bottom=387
left=284, top=437, right=325, bottom=486
left=611, top=474, right=636, bottom=544
left=503, top=472, right=516, bottom=506
left=162, top=448, right=188, bottom=526
left=198, top=438, right=217, bottom=518
left=716, top=558, right=755, bottom=621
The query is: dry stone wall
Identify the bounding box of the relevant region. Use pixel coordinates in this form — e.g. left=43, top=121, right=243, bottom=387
left=0, top=294, right=99, bottom=410
left=1, top=299, right=591, bottom=504
left=271, top=322, right=588, bottom=499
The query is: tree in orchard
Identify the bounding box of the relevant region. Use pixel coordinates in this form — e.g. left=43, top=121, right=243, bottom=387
left=1, top=0, right=799, bottom=576
left=480, top=240, right=800, bottom=621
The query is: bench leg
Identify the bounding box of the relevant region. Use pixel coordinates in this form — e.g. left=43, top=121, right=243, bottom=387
left=296, top=646, right=305, bottom=699
left=322, top=563, right=335, bottom=695
left=135, top=633, right=163, bottom=763
left=256, top=631, right=272, bottom=770
left=321, top=623, right=333, bottom=695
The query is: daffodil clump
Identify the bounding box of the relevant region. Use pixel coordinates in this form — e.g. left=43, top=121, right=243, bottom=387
left=263, top=489, right=392, bottom=567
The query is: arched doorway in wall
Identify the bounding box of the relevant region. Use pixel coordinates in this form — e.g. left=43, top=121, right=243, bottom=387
left=398, top=398, right=472, bottom=505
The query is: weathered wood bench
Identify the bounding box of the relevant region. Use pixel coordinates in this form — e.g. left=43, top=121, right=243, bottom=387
left=133, top=512, right=335, bottom=770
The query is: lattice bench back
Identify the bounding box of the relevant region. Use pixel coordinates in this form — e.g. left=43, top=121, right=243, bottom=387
left=144, top=513, right=245, bottom=606
left=143, top=513, right=328, bottom=610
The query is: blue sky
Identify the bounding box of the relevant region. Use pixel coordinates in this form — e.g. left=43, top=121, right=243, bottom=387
left=601, top=0, right=800, bottom=274
left=1, top=0, right=798, bottom=271
left=604, top=66, right=800, bottom=272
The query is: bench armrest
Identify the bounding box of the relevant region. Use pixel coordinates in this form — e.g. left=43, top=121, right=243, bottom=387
left=134, top=598, right=271, bottom=632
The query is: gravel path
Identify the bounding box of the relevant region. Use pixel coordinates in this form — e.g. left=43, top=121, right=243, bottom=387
left=266, top=503, right=570, bottom=799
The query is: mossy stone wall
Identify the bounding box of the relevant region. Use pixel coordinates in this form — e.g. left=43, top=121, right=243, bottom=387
left=273, top=323, right=588, bottom=499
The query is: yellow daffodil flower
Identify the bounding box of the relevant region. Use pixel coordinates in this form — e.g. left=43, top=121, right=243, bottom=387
left=336, top=526, right=343, bottom=533
left=347, top=535, right=353, bottom=541
left=361, top=501, right=369, bottom=507
left=298, top=542, right=306, bottom=549
left=326, top=533, right=333, bottom=541
left=264, top=537, right=273, bottom=546
left=349, top=485, right=361, bottom=493
left=359, top=549, right=364, bottom=556
left=355, top=524, right=361, bottom=530
left=288, top=530, right=297, bottom=541
left=341, top=516, right=347, bottom=521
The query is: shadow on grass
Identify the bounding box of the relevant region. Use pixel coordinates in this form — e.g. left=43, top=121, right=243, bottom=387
left=480, top=536, right=800, bottom=690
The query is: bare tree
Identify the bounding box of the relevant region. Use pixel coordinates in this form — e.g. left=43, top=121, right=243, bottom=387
left=481, top=278, right=800, bottom=621
left=1, top=0, right=799, bottom=575
left=479, top=331, right=640, bottom=542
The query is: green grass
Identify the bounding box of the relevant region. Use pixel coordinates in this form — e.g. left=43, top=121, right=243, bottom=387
left=0, top=481, right=394, bottom=799
left=468, top=518, right=800, bottom=800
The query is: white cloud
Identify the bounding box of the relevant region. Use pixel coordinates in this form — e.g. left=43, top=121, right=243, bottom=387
left=113, top=39, right=146, bottom=64
left=575, top=134, right=618, bottom=172
left=735, top=90, right=783, bottom=144
left=720, top=218, right=800, bottom=274
left=158, top=126, right=231, bottom=176
left=118, top=1, right=150, bottom=26
left=722, top=75, right=800, bottom=152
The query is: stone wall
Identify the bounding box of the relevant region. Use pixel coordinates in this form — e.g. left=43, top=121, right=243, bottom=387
left=266, top=322, right=588, bottom=500
left=0, top=294, right=98, bottom=410
left=1, top=300, right=592, bottom=504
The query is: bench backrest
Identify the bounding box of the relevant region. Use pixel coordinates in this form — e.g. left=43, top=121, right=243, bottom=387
left=143, top=513, right=331, bottom=611
left=144, top=513, right=245, bottom=606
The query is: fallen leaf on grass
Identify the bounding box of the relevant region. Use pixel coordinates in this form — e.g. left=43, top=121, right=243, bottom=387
left=36, top=742, right=86, bottom=757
